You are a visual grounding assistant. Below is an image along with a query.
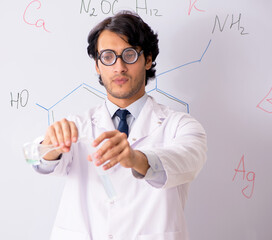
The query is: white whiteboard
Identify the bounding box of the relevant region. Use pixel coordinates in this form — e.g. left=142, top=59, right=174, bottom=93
left=1, top=0, right=271, bottom=239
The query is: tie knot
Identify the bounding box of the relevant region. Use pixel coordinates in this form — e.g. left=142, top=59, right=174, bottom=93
left=115, top=109, right=130, bottom=120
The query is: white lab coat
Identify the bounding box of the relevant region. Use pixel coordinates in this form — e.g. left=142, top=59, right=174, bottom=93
left=39, top=96, right=207, bottom=240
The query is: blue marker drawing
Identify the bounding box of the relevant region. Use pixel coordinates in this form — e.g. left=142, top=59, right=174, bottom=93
left=148, top=39, right=212, bottom=113
left=36, top=83, right=107, bottom=125
left=36, top=39, right=211, bottom=124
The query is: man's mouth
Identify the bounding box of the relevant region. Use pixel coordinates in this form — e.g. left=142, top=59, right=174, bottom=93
left=113, top=77, right=128, bottom=85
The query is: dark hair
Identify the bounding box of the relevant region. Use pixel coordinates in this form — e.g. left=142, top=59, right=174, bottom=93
left=87, top=11, right=159, bottom=86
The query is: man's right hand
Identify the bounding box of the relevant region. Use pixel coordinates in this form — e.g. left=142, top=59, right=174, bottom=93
left=42, top=118, right=78, bottom=160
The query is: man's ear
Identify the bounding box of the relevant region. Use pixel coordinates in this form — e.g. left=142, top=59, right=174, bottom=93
left=145, top=55, right=152, bottom=70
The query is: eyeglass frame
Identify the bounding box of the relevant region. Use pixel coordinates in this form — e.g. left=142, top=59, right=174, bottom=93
left=96, top=47, right=144, bottom=66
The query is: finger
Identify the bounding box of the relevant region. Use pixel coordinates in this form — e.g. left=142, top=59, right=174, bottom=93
left=69, top=121, right=78, bottom=143
left=92, top=130, right=118, bottom=147
left=102, top=157, right=119, bottom=170
left=44, top=125, right=56, bottom=146
left=61, top=119, right=72, bottom=147
left=54, top=121, right=72, bottom=153
left=102, top=146, right=132, bottom=170
left=94, top=132, right=127, bottom=162
left=111, top=148, right=135, bottom=169
left=42, top=123, right=65, bottom=160
left=99, top=136, right=128, bottom=163
left=60, top=119, right=78, bottom=146
left=54, top=121, right=65, bottom=148
left=46, top=122, right=62, bottom=147
left=87, top=154, right=93, bottom=162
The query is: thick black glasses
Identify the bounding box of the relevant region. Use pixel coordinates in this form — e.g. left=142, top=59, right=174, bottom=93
left=97, top=47, right=143, bottom=66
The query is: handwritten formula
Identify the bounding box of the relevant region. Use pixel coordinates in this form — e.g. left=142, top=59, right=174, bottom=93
left=188, top=0, right=205, bottom=16
left=232, top=155, right=256, bottom=199
left=23, top=0, right=50, bottom=32
left=80, top=0, right=163, bottom=17
left=212, top=13, right=249, bottom=35
left=10, top=89, right=29, bottom=109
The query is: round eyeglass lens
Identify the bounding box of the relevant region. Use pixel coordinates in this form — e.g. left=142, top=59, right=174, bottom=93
left=101, top=51, right=115, bottom=65
left=122, top=48, right=137, bottom=64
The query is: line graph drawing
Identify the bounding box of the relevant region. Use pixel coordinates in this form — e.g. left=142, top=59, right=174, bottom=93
left=36, top=39, right=212, bottom=125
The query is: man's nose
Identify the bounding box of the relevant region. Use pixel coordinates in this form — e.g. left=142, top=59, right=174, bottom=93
left=113, top=57, right=128, bottom=73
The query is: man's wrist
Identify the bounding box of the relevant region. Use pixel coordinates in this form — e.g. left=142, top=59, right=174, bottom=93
left=132, top=150, right=150, bottom=176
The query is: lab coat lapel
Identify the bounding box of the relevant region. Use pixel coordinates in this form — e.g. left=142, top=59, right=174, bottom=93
left=128, top=96, right=166, bottom=145
left=91, top=102, right=115, bottom=132
left=90, top=97, right=167, bottom=144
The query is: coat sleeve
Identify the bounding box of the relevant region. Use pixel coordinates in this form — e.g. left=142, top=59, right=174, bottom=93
left=33, top=144, right=74, bottom=176
left=32, top=114, right=83, bottom=176
left=143, top=113, right=207, bottom=189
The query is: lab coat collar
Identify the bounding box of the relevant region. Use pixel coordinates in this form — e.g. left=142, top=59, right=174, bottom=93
left=128, top=96, right=167, bottom=145
left=90, top=96, right=167, bottom=144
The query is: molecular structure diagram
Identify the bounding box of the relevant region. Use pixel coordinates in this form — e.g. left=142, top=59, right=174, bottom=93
left=37, top=40, right=211, bottom=125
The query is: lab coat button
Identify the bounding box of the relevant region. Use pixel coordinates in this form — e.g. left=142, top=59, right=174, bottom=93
left=132, top=138, right=137, bottom=141
left=108, top=234, right=113, bottom=239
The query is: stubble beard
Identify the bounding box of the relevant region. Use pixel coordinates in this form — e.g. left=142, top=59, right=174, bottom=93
left=102, top=75, right=145, bottom=100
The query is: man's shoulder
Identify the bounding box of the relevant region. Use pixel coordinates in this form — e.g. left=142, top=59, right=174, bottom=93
left=68, top=101, right=106, bottom=124
left=146, top=95, right=188, bottom=118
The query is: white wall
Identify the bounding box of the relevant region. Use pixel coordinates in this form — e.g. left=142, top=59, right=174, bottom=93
left=1, top=0, right=271, bottom=239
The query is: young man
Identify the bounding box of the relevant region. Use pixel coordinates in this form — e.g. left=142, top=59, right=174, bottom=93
left=35, top=11, right=207, bottom=240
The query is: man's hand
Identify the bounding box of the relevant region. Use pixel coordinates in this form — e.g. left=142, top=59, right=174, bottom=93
left=89, top=130, right=149, bottom=175
left=42, top=118, right=78, bottom=160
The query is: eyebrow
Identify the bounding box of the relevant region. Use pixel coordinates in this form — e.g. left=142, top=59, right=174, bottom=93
left=98, top=47, right=138, bottom=54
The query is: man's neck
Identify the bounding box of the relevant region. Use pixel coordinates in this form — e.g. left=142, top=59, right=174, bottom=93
left=107, top=92, right=145, bottom=108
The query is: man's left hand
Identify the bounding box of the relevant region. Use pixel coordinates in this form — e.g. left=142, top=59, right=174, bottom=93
left=88, top=130, right=149, bottom=175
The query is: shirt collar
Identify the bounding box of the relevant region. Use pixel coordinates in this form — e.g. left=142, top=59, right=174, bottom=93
left=106, top=93, right=148, bottom=119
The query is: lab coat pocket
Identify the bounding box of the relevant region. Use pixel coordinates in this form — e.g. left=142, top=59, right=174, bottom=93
left=136, top=231, right=183, bottom=240
left=50, top=226, right=90, bottom=240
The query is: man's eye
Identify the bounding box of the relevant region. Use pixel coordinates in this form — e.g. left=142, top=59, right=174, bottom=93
left=126, top=54, right=134, bottom=59
left=102, top=53, right=114, bottom=61
left=124, top=52, right=136, bottom=61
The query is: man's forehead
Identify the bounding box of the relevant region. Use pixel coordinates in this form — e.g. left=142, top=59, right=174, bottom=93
left=97, top=30, right=135, bottom=52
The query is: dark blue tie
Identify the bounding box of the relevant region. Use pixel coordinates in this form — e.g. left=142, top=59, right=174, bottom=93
left=115, top=109, right=130, bottom=136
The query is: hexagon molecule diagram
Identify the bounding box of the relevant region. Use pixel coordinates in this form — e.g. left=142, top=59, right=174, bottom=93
left=36, top=40, right=211, bottom=125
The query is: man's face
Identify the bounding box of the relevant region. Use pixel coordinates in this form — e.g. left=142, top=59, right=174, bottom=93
left=95, top=30, right=152, bottom=106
